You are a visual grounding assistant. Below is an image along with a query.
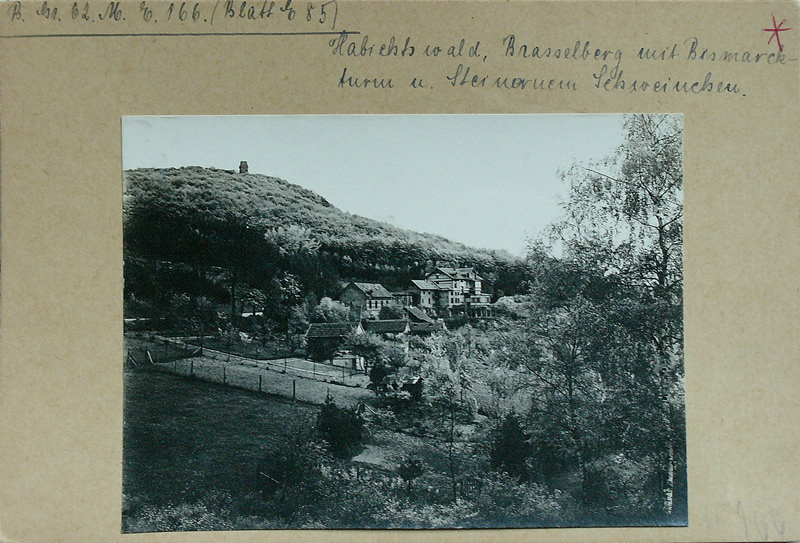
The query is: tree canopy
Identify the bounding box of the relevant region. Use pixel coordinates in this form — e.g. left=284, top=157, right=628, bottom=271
left=510, top=114, right=685, bottom=518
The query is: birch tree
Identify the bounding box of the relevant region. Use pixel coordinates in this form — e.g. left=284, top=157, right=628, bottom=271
left=551, top=113, right=684, bottom=516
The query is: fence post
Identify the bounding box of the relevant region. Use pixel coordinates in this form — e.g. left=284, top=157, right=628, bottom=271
left=190, top=359, right=194, bottom=377
left=293, top=380, right=296, bottom=402
left=223, top=365, right=226, bottom=385
left=259, top=374, right=262, bottom=392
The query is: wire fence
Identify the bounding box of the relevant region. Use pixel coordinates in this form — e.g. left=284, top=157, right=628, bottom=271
left=126, top=340, right=202, bottom=366
left=144, top=356, right=373, bottom=408
left=126, top=334, right=373, bottom=407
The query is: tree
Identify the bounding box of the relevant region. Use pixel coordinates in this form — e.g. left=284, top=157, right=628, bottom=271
left=544, top=113, right=684, bottom=516
left=416, top=346, right=472, bottom=504
left=365, top=342, right=408, bottom=398
left=169, top=293, right=223, bottom=337
left=397, top=456, right=425, bottom=492
left=348, top=332, right=384, bottom=373
left=286, top=305, right=310, bottom=353
left=262, top=273, right=304, bottom=345
left=368, top=362, right=392, bottom=395
left=490, top=414, right=533, bottom=480
left=316, top=395, right=365, bottom=458
left=256, top=423, right=324, bottom=521
left=493, top=295, right=611, bottom=498
left=311, top=297, right=351, bottom=323
left=378, top=301, right=404, bottom=320
left=553, top=114, right=682, bottom=300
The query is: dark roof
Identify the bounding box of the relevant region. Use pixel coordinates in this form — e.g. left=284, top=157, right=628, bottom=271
left=409, top=322, right=447, bottom=334
left=306, top=322, right=357, bottom=338
left=405, top=306, right=434, bottom=323
left=363, top=320, right=408, bottom=334
left=410, top=279, right=441, bottom=291
left=433, top=267, right=485, bottom=282
left=349, top=282, right=394, bottom=299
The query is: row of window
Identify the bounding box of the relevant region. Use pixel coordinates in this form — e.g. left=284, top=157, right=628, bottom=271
left=366, top=299, right=390, bottom=309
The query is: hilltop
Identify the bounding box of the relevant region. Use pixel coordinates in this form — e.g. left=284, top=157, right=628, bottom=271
left=123, top=166, right=531, bottom=315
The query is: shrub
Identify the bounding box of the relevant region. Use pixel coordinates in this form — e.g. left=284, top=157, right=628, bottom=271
left=581, top=454, right=662, bottom=523
left=470, top=472, right=573, bottom=527
left=256, top=433, right=325, bottom=520
left=489, top=414, right=533, bottom=480
left=397, top=456, right=425, bottom=491
left=368, top=363, right=392, bottom=395
left=378, top=301, right=405, bottom=320
left=316, top=395, right=365, bottom=458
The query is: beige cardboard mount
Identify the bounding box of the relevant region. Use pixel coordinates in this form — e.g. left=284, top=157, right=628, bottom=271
left=0, top=1, right=798, bottom=542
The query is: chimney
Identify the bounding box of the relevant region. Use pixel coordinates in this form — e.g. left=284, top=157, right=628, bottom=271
left=239, top=161, right=248, bottom=174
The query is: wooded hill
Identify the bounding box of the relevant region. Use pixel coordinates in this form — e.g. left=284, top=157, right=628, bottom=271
left=123, top=167, right=530, bottom=316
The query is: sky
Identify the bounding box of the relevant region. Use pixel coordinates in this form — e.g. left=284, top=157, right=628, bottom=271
left=122, top=115, right=626, bottom=256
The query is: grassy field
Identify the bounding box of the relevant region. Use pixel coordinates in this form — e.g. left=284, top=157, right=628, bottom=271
left=189, top=335, right=302, bottom=361
left=126, top=363, right=635, bottom=530
left=123, top=369, right=321, bottom=529
left=122, top=368, right=497, bottom=531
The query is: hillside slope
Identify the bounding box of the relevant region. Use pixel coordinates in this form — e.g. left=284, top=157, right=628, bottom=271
left=124, top=167, right=529, bottom=302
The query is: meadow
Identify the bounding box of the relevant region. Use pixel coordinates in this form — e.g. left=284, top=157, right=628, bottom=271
left=122, top=369, right=319, bottom=531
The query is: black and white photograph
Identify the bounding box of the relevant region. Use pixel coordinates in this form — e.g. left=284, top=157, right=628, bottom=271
left=122, top=114, right=686, bottom=531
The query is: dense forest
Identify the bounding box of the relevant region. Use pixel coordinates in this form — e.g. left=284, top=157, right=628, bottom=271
left=123, top=114, right=686, bottom=530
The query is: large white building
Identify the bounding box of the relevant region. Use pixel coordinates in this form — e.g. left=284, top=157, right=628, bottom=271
left=409, top=267, right=492, bottom=315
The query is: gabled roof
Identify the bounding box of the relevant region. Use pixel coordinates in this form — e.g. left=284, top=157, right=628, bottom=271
left=347, top=282, right=394, bottom=299
left=306, top=322, right=358, bottom=338
left=410, top=279, right=441, bottom=291
left=405, top=306, right=434, bottom=323
left=409, top=321, right=447, bottom=334
left=363, top=319, right=409, bottom=334
left=431, top=267, right=485, bottom=282
left=429, top=267, right=455, bottom=279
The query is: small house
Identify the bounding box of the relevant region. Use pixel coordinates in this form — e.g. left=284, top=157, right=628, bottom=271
left=408, top=279, right=441, bottom=310
left=392, top=291, right=413, bottom=307
left=305, top=321, right=364, bottom=364
left=340, top=282, right=395, bottom=318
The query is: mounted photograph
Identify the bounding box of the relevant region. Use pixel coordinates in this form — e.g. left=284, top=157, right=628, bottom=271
left=121, top=114, right=686, bottom=531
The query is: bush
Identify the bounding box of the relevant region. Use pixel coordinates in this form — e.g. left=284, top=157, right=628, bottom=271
left=316, top=396, right=365, bottom=458
left=256, top=433, right=325, bottom=520
left=397, top=456, right=425, bottom=491
left=490, top=414, right=533, bottom=480
left=368, top=363, right=392, bottom=395
left=581, top=454, right=662, bottom=523
left=378, top=301, right=405, bottom=320
left=470, top=472, right=574, bottom=527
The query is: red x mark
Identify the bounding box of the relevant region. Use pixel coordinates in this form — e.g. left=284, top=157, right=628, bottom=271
left=763, top=15, right=792, bottom=52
